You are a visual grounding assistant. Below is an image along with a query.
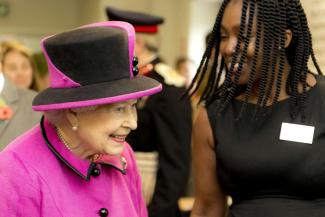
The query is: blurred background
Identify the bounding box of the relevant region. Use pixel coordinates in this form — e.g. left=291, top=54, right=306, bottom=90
left=0, top=0, right=221, bottom=83
left=0, top=0, right=323, bottom=84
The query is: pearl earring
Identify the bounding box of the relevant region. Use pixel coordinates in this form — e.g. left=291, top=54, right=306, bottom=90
left=72, top=126, right=78, bottom=131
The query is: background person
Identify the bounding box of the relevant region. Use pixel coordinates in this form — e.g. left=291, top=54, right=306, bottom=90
left=1, top=40, right=40, bottom=91
left=0, top=42, right=41, bottom=149
left=175, top=56, right=195, bottom=88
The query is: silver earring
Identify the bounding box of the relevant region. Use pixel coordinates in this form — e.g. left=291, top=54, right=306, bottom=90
left=72, top=126, right=78, bottom=131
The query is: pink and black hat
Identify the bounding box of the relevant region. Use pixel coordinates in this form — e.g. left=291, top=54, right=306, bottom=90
left=32, top=21, right=162, bottom=111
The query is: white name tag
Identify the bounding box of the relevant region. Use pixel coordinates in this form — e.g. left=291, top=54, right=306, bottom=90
left=280, top=122, right=315, bottom=144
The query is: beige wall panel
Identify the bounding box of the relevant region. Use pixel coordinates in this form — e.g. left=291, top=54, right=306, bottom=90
left=301, top=0, right=325, bottom=72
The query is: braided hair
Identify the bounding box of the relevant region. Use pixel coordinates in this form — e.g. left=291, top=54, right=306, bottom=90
left=188, top=0, right=322, bottom=121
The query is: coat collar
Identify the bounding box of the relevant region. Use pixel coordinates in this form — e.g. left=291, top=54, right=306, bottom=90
left=40, top=116, right=127, bottom=181
left=1, top=79, right=20, bottom=105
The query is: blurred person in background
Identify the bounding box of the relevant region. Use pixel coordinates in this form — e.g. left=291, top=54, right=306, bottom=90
left=175, top=56, right=195, bottom=88
left=1, top=40, right=40, bottom=91
left=107, top=7, right=192, bottom=217
left=0, top=21, right=162, bottom=216
left=0, top=41, right=41, bottom=149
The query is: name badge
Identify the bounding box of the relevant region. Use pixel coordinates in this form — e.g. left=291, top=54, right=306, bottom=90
left=280, top=122, right=315, bottom=144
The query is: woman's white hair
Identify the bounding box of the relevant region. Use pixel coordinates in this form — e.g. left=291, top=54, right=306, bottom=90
left=44, top=106, right=98, bottom=126
left=44, top=110, right=66, bottom=126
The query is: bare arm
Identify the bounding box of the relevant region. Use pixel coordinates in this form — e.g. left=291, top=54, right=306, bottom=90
left=190, top=106, right=227, bottom=217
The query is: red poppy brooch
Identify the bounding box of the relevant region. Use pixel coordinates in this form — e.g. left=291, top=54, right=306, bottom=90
left=0, top=98, right=13, bottom=121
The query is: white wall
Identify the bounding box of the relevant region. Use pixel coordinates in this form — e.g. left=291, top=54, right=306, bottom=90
left=301, top=0, right=325, bottom=72
left=0, top=0, right=81, bottom=51
left=0, top=0, right=221, bottom=69
left=78, top=0, right=102, bottom=26
left=188, top=0, right=220, bottom=69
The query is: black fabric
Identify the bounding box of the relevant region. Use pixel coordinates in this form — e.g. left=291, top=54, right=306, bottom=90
left=33, top=76, right=158, bottom=106
left=34, top=24, right=162, bottom=108
left=44, top=27, right=129, bottom=85
left=106, top=7, right=164, bottom=26
left=126, top=57, right=192, bottom=217
left=207, top=75, right=325, bottom=217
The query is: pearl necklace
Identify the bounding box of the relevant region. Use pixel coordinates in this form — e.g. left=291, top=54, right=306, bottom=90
left=56, top=127, right=73, bottom=151
left=56, top=127, right=100, bottom=161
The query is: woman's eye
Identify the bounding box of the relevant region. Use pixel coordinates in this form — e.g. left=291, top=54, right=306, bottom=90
left=116, top=107, right=125, bottom=112
left=221, top=35, right=228, bottom=40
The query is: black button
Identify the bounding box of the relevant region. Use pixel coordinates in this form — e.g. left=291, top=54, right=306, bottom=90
left=132, top=56, right=138, bottom=66
left=98, top=208, right=109, bottom=217
left=132, top=66, right=139, bottom=76
left=91, top=167, right=101, bottom=177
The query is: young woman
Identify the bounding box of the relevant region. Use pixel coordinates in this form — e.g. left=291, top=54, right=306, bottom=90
left=189, top=0, right=324, bottom=216
left=0, top=21, right=162, bottom=217
left=1, top=40, right=39, bottom=91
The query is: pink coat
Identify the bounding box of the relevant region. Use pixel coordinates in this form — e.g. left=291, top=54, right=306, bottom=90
left=0, top=118, right=148, bottom=217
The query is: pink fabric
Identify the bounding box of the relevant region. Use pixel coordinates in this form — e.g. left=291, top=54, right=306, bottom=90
left=32, top=84, right=162, bottom=111
left=41, top=36, right=81, bottom=88
left=0, top=120, right=148, bottom=217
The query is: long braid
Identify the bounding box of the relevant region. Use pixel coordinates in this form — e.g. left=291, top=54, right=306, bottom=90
left=201, top=37, right=223, bottom=103
left=238, top=0, right=260, bottom=118
left=311, top=49, right=322, bottom=75
left=286, top=0, right=305, bottom=120
left=295, top=0, right=310, bottom=122
left=216, top=58, right=226, bottom=89
left=272, top=0, right=287, bottom=107
left=203, top=56, right=225, bottom=104
left=188, top=0, right=230, bottom=100
left=261, top=0, right=279, bottom=109
left=254, top=0, right=273, bottom=117
left=218, top=0, right=250, bottom=113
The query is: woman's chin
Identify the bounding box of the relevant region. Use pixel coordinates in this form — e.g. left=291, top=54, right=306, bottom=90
left=104, top=145, right=124, bottom=156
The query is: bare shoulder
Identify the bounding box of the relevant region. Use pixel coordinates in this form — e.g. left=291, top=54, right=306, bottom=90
left=307, top=72, right=317, bottom=87
left=193, top=105, right=214, bottom=149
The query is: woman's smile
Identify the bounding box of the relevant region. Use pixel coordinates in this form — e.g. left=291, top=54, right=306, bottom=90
left=110, top=134, right=128, bottom=144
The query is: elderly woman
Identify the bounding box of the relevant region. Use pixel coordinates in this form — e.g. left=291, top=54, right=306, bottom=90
left=0, top=21, right=162, bottom=217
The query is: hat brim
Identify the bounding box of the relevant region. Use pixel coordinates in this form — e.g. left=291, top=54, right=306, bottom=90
left=32, top=76, right=162, bottom=111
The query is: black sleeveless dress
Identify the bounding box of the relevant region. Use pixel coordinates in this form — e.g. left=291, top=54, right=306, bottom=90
left=207, top=75, right=325, bottom=217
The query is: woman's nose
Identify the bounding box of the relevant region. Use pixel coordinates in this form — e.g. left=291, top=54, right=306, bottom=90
left=123, top=109, right=138, bottom=130
left=224, top=38, right=237, bottom=57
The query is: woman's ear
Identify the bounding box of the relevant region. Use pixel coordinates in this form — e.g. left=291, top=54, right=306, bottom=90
left=65, top=109, right=78, bottom=128
left=284, top=29, right=293, bottom=48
